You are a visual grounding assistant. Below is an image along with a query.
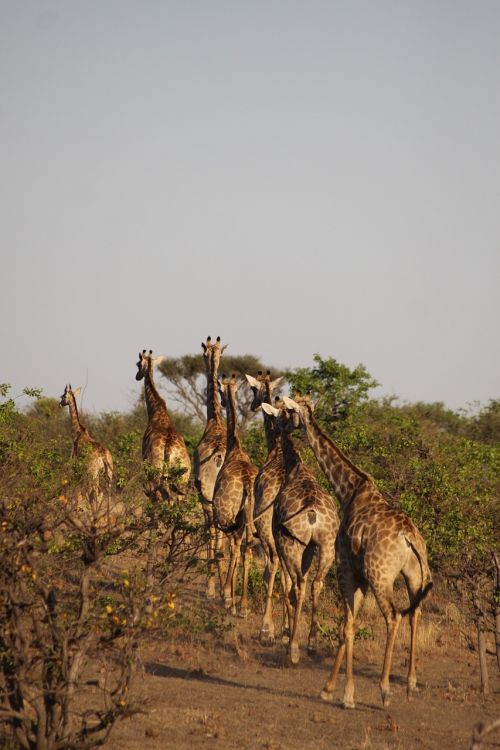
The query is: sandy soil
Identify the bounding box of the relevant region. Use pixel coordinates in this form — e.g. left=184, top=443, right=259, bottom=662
left=106, top=587, right=499, bottom=750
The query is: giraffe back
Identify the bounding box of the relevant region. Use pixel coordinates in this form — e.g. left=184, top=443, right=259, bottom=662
left=213, top=446, right=257, bottom=531
left=143, top=414, right=191, bottom=492
left=254, top=445, right=285, bottom=533
left=337, top=482, right=432, bottom=593
left=274, top=461, right=340, bottom=548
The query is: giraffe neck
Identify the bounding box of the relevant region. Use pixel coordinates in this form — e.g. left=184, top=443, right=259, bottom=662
left=67, top=393, right=85, bottom=444
left=225, top=387, right=241, bottom=451
left=280, top=428, right=301, bottom=474
left=206, top=356, right=222, bottom=423
left=303, top=412, right=368, bottom=506
left=144, top=366, right=168, bottom=420
left=262, top=384, right=277, bottom=453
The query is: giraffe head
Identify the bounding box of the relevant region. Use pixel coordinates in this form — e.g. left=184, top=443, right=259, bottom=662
left=59, top=384, right=81, bottom=408
left=282, top=392, right=315, bottom=428
left=245, top=371, right=284, bottom=412
left=261, top=398, right=295, bottom=435
left=135, top=350, right=165, bottom=381
left=201, top=335, right=227, bottom=375
left=218, top=373, right=240, bottom=408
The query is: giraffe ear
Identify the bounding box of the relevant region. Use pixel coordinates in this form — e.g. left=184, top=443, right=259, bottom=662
left=261, top=402, right=280, bottom=417
left=73, top=387, right=82, bottom=397
left=220, top=344, right=228, bottom=355
left=271, top=376, right=284, bottom=392
left=154, top=355, right=165, bottom=367
left=283, top=396, right=300, bottom=412
left=245, top=374, right=260, bottom=389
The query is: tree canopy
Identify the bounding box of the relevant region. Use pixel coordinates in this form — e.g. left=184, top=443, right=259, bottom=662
left=157, top=353, right=283, bottom=429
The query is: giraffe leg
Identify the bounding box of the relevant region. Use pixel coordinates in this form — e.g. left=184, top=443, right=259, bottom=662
left=230, top=536, right=243, bottom=616
left=308, top=543, right=335, bottom=654
left=239, top=541, right=252, bottom=618
left=214, top=527, right=227, bottom=600
left=379, top=609, right=402, bottom=707
left=342, top=603, right=357, bottom=708
left=289, top=574, right=307, bottom=665
left=280, top=564, right=294, bottom=644
left=320, top=642, right=345, bottom=703
left=402, top=564, right=425, bottom=698
left=223, top=537, right=238, bottom=611
left=321, top=577, right=367, bottom=707
left=206, top=521, right=217, bottom=599
left=201, top=502, right=217, bottom=599
left=286, top=540, right=314, bottom=664
left=372, top=584, right=402, bottom=707
left=245, top=485, right=258, bottom=540
left=260, top=549, right=279, bottom=643
left=407, top=606, right=421, bottom=698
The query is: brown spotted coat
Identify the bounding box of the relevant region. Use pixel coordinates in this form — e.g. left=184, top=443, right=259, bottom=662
left=284, top=394, right=432, bottom=709
left=136, top=350, right=191, bottom=501
left=213, top=374, right=257, bottom=616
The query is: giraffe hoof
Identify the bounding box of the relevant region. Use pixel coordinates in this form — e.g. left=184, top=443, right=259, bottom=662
left=239, top=608, right=250, bottom=619
left=407, top=684, right=419, bottom=701
left=342, top=699, right=356, bottom=710
left=259, top=629, right=275, bottom=645
left=381, top=689, right=392, bottom=708
left=289, top=647, right=300, bottom=665
left=320, top=689, right=334, bottom=703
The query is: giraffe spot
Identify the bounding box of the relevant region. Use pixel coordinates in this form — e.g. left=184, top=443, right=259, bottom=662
left=307, top=510, right=317, bottom=525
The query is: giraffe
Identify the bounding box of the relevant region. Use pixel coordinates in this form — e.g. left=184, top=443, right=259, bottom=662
left=283, top=394, right=433, bottom=708
left=194, top=336, right=228, bottom=598
left=261, top=401, right=339, bottom=665
left=59, top=384, right=114, bottom=526
left=135, top=349, right=191, bottom=502
left=245, top=371, right=284, bottom=642
left=212, top=374, right=258, bottom=616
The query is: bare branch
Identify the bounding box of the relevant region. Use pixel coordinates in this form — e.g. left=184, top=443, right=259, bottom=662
left=471, top=718, right=500, bottom=750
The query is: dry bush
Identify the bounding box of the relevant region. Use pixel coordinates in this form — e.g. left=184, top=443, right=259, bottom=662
left=0, top=489, right=146, bottom=750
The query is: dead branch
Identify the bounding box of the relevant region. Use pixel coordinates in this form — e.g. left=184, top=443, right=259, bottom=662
left=471, top=717, right=500, bottom=750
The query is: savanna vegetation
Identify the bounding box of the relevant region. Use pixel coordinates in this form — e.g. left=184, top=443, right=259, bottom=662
left=0, top=354, right=498, bottom=748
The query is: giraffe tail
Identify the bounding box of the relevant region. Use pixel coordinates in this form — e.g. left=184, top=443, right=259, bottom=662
left=401, top=581, right=433, bottom=617
left=401, top=534, right=433, bottom=617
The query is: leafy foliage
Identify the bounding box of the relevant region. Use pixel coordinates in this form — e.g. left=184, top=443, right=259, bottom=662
left=0, top=386, right=207, bottom=749
left=286, top=355, right=379, bottom=424
left=286, top=358, right=499, bottom=575
left=1, top=356, right=499, bottom=743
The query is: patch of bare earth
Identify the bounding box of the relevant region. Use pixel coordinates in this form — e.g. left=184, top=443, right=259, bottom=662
left=105, top=581, right=499, bottom=750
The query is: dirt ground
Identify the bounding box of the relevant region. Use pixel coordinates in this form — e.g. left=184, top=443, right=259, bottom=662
left=106, top=582, right=499, bottom=750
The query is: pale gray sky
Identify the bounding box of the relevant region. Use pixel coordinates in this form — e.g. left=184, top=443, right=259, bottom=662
left=1, top=1, right=499, bottom=413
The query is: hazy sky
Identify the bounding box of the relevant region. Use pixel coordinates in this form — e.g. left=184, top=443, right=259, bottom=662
left=1, top=1, right=499, bottom=414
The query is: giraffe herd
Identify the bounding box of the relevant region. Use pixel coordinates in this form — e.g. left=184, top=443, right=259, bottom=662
left=59, top=337, right=433, bottom=711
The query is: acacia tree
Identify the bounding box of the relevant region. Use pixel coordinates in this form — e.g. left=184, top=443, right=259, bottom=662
left=157, top=353, right=282, bottom=430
